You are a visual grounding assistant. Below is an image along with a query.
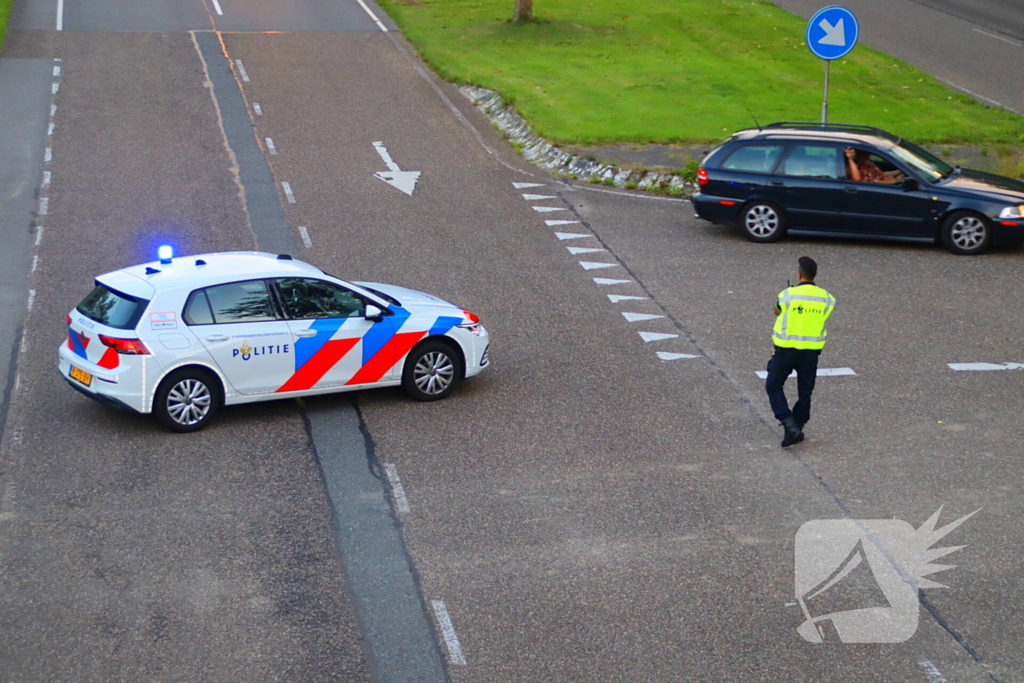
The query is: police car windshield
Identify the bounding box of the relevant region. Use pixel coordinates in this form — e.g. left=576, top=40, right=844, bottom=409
left=77, top=284, right=148, bottom=330
left=888, top=140, right=953, bottom=182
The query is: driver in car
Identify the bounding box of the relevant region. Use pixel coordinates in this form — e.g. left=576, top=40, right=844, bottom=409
left=845, top=147, right=903, bottom=184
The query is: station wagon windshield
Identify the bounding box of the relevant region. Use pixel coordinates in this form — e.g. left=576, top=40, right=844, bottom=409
left=887, top=139, right=953, bottom=182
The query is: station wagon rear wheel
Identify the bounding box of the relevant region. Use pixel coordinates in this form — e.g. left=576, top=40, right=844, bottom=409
left=941, top=211, right=992, bottom=255
left=154, top=368, right=222, bottom=432
left=402, top=340, right=463, bottom=402
left=741, top=202, right=786, bottom=243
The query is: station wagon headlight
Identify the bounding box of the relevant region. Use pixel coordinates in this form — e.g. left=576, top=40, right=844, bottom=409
left=998, top=205, right=1024, bottom=219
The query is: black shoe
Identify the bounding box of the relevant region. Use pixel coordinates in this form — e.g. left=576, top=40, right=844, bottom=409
left=781, top=417, right=804, bottom=448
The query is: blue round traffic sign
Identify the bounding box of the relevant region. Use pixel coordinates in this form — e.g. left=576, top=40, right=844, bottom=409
left=805, top=5, right=859, bottom=60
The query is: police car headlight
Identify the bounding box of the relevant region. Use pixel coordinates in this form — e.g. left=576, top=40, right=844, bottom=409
left=998, top=205, right=1024, bottom=219
left=457, top=322, right=483, bottom=336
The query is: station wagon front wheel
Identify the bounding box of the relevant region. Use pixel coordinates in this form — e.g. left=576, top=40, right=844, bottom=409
left=741, top=202, right=786, bottom=243
left=941, top=211, right=992, bottom=255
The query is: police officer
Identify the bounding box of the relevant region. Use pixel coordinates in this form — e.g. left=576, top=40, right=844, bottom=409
left=766, top=256, right=836, bottom=447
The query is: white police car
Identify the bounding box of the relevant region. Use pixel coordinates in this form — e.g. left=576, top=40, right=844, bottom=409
left=59, top=250, right=490, bottom=432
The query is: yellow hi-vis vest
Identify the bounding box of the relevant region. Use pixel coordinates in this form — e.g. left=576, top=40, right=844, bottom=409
left=772, top=284, right=835, bottom=350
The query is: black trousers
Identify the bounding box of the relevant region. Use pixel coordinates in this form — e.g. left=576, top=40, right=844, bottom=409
left=765, top=346, right=821, bottom=425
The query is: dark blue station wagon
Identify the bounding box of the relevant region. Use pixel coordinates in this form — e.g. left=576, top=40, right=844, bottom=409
left=693, top=122, right=1024, bottom=255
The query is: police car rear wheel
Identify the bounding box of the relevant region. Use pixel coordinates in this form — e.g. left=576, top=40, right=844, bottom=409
left=741, top=202, right=786, bottom=243
left=403, top=340, right=463, bottom=401
left=941, top=211, right=991, bottom=255
left=155, top=368, right=222, bottom=432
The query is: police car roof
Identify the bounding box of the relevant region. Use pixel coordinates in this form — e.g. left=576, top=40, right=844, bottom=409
left=99, top=252, right=324, bottom=295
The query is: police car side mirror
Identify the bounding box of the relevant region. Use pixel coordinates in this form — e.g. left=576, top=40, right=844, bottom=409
left=900, top=176, right=919, bottom=191
left=365, top=304, right=384, bottom=322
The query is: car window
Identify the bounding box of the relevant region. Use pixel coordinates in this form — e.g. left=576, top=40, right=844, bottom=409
left=780, top=145, right=842, bottom=180
left=888, top=140, right=953, bottom=182
left=77, top=284, right=149, bottom=330
left=203, top=280, right=278, bottom=324
left=275, top=278, right=367, bottom=320
left=182, top=290, right=215, bottom=326
left=720, top=144, right=786, bottom=173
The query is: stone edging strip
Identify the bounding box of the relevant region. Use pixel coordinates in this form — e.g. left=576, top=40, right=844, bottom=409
left=460, top=85, right=699, bottom=198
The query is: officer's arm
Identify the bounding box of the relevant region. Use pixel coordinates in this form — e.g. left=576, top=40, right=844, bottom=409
left=774, top=303, right=782, bottom=316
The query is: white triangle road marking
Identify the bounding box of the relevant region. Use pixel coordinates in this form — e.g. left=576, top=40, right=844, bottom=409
left=657, top=352, right=699, bottom=361
left=622, top=312, right=665, bottom=322
left=580, top=261, right=618, bottom=271
left=593, top=277, right=631, bottom=285
left=374, top=170, right=421, bottom=196
left=755, top=367, right=856, bottom=379
left=567, top=246, right=605, bottom=255
left=639, top=331, right=678, bottom=343
left=608, top=294, right=648, bottom=302
left=513, top=182, right=545, bottom=189
left=533, top=206, right=567, bottom=213
left=522, top=194, right=556, bottom=200
left=546, top=220, right=581, bottom=226
left=555, top=232, right=590, bottom=240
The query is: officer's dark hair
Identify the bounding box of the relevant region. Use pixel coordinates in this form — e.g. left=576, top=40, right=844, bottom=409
left=798, top=256, right=817, bottom=281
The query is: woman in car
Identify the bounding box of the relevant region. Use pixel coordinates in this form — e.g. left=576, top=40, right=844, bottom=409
left=844, top=147, right=902, bottom=184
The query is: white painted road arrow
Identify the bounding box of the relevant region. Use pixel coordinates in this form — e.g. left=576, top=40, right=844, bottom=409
left=818, top=17, right=846, bottom=46
left=373, top=141, right=420, bottom=196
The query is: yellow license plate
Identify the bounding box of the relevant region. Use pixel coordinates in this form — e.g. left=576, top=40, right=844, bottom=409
left=70, top=365, right=93, bottom=386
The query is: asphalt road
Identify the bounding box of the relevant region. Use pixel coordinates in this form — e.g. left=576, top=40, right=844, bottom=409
left=772, top=0, right=1024, bottom=114
left=1, top=0, right=1023, bottom=681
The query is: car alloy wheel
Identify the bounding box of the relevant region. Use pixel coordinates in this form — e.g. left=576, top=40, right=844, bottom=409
left=413, top=351, right=454, bottom=396
left=402, top=340, right=464, bottom=401
left=942, top=211, right=991, bottom=255
left=154, top=367, right=222, bottom=432
left=742, top=202, right=785, bottom=242
left=166, top=378, right=212, bottom=426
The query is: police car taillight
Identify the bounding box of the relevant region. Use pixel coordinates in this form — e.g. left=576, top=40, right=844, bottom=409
left=99, top=335, right=150, bottom=355
left=65, top=314, right=72, bottom=325
left=697, top=168, right=709, bottom=186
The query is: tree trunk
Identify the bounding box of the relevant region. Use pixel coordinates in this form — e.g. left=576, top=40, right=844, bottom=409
left=512, top=0, right=533, bottom=24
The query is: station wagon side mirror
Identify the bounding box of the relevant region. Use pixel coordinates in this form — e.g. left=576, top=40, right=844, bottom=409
left=900, top=176, right=919, bottom=191
left=364, top=304, right=384, bottom=322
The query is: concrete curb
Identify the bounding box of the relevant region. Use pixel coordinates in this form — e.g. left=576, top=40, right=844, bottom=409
left=460, top=85, right=699, bottom=198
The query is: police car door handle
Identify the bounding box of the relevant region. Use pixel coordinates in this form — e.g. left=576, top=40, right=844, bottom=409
left=295, top=329, right=317, bottom=338
left=205, top=334, right=229, bottom=342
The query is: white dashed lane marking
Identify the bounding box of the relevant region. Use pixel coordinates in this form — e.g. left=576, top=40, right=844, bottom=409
left=658, top=352, right=699, bottom=361
left=522, top=194, right=556, bottom=200
left=265, top=137, right=277, bottom=155
left=297, top=226, right=313, bottom=248
left=383, top=464, right=410, bottom=514
left=235, top=59, right=250, bottom=82
left=622, top=312, right=664, bottom=322
left=639, top=331, right=678, bottom=343
left=281, top=181, right=296, bottom=203
left=253, top=102, right=263, bottom=115
left=513, top=182, right=544, bottom=189
left=211, top=0, right=224, bottom=14
left=608, top=294, right=647, bottom=302
left=754, top=367, right=856, bottom=379
left=948, top=362, right=1023, bottom=371
left=431, top=601, right=466, bottom=665
left=532, top=206, right=567, bottom=213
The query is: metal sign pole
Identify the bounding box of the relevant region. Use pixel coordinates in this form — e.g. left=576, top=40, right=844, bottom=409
left=821, top=59, right=830, bottom=124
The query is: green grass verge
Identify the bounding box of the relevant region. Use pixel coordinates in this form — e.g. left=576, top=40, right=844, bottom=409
left=0, top=0, right=12, bottom=53
left=376, top=0, right=1024, bottom=145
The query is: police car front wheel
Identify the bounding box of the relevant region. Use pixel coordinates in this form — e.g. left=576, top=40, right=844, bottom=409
left=155, top=368, right=222, bottom=432
left=402, top=340, right=463, bottom=401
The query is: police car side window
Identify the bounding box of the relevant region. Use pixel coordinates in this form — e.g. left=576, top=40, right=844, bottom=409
left=720, top=144, right=786, bottom=174
left=183, top=290, right=215, bottom=325
left=275, top=278, right=367, bottom=320
left=203, top=280, right=278, bottom=324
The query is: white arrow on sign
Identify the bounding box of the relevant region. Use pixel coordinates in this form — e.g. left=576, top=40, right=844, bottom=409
left=818, top=17, right=846, bottom=46
left=372, top=141, right=420, bottom=196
